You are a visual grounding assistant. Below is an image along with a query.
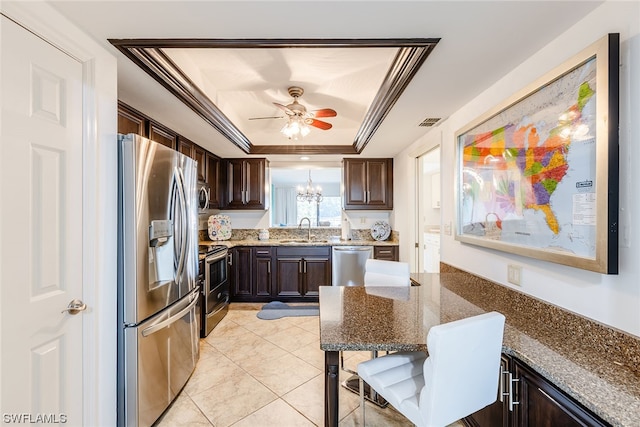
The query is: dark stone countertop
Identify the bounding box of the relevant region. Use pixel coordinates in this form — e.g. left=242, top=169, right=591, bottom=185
left=320, top=270, right=640, bottom=426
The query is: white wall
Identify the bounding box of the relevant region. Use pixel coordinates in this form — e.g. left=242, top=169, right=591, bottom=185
left=395, top=1, right=640, bottom=337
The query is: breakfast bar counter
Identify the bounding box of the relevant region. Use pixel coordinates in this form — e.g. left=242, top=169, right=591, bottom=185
left=319, top=270, right=640, bottom=427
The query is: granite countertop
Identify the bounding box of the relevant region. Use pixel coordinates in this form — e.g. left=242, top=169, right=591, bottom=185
left=199, top=238, right=399, bottom=248
left=199, top=227, right=400, bottom=249
left=320, top=272, right=640, bottom=427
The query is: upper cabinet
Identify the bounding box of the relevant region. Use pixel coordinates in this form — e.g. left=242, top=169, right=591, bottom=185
left=117, top=102, right=147, bottom=138
left=224, top=158, right=268, bottom=210
left=205, top=153, right=222, bottom=209
left=148, top=122, right=177, bottom=150
left=343, top=158, right=393, bottom=210
left=178, top=136, right=206, bottom=182
left=118, top=102, right=225, bottom=209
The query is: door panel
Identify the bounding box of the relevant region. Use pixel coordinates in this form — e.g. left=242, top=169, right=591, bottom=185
left=1, top=16, right=84, bottom=422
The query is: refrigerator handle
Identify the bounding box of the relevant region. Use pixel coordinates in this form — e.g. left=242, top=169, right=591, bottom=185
left=141, top=291, right=198, bottom=337
left=174, top=166, right=188, bottom=281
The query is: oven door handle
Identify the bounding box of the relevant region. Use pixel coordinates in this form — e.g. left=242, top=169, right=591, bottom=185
left=206, top=249, right=229, bottom=264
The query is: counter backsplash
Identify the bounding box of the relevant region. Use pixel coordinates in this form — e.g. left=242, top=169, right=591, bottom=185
left=439, top=263, right=640, bottom=377
left=199, top=227, right=399, bottom=243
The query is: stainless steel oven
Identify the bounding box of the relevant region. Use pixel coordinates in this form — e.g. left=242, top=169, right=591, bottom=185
left=200, top=245, right=229, bottom=337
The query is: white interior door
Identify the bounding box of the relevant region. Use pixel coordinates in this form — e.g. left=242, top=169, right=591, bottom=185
left=416, top=146, right=441, bottom=273
left=1, top=16, right=84, bottom=423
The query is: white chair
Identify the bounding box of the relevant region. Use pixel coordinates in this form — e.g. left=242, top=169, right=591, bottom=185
left=341, top=258, right=412, bottom=405
left=357, top=311, right=506, bottom=426
left=363, top=258, right=411, bottom=286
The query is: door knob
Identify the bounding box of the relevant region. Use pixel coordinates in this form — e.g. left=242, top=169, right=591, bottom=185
left=61, top=299, right=87, bottom=315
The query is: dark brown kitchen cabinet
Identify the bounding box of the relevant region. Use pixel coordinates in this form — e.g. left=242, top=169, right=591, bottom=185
left=230, top=247, right=253, bottom=299
left=512, top=358, right=609, bottom=427
left=464, top=355, right=610, bottom=427
left=373, top=246, right=399, bottom=261
left=148, top=121, right=177, bottom=150
left=224, top=158, right=268, bottom=209
left=275, top=246, right=331, bottom=299
left=343, top=158, right=393, bottom=210
left=177, top=136, right=206, bottom=181
left=117, top=102, right=147, bottom=137
left=205, top=152, right=222, bottom=209
left=254, top=248, right=274, bottom=298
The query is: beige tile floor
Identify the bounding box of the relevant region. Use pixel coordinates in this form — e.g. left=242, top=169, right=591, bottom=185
left=156, top=303, right=465, bottom=427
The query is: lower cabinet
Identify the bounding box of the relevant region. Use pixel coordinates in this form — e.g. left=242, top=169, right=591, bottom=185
left=373, top=246, right=399, bottom=261
left=230, top=247, right=253, bottom=300
left=229, top=246, right=331, bottom=302
left=464, top=355, right=610, bottom=427
left=275, top=246, right=331, bottom=299
left=254, top=247, right=273, bottom=298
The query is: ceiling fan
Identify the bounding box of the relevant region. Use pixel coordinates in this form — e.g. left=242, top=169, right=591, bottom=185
left=249, top=86, right=337, bottom=131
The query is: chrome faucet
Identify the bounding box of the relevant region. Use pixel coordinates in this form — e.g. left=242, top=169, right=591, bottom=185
left=299, top=217, right=311, bottom=241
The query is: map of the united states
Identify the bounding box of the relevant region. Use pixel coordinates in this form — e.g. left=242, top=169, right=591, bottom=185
left=462, top=81, right=594, bottom=235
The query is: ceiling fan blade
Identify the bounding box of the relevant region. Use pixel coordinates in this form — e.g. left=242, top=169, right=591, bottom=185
left=311, top=108, right=337, bottom=118
left=248, top=116, right=284, bottom=120
left=273, top=102, right=295, bottom=115
left=307, top=118, right=332, bottom=130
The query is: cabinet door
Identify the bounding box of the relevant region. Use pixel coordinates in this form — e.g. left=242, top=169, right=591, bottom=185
left=465, top=355, right=510, bottom=427
left=254, top=248, right=273, bottom=298
left=117, top=102, right=147, bottom=137
left=148, top=121, right=177, bottom=150
left=194, top=145, right=206, bottom=182
left=374, top=246, right=398, bottom=261
left=177, top=137, right=193, bottom=158
left=243, top=158, right=266, bottom=208
left=343, top=159, right=368, bottom=208
left=231, top=247, right=253, bottom=299
left=303, top=258, right=330, bottom=298
left=226, top=159, right=246, bottom=208
left=205, top=153, right=222, bottom=209
left=513, top=359, right=608, bottom=427
left=275, top=258, right=303, bottom=297
left=365, top=159, right=392, bottom=208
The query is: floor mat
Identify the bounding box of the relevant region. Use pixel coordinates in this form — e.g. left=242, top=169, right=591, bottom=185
left=257, top=301, right=319, bottom=320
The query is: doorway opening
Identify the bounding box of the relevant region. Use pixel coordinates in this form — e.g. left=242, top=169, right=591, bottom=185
left=416, top=146, right=441, bottom=273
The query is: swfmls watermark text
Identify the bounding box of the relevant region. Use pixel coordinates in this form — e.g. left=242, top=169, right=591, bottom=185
left=2, top=413, right=67, bottom=424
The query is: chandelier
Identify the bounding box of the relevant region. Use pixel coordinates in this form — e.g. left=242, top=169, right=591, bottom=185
left=297, top=170, right=323, bottom=203
left=281, top=116, right=311, bottom=140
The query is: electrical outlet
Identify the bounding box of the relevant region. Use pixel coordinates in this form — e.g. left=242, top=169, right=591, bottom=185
left=360, top=217, right=366, bottom=224
left=507, top=264, right=522, bottom=286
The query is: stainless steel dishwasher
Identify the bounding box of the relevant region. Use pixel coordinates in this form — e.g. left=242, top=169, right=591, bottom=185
left=331, top=246, right=373, bottom=286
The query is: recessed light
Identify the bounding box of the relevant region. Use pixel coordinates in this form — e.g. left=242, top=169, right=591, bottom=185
left=300, top=156, right=310, bottom=161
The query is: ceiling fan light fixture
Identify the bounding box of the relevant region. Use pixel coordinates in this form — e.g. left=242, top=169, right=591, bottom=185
left=281, top=116, right=310, bottom=140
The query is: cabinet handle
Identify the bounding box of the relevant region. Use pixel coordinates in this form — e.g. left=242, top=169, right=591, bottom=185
left=499, top=369, right=507, bottom=403
left=378, top=250, right=391, bottom=254
left=508, top=372, right=520, bottom=411
left=299, top=260, right=302, bottom=274
left=267, top=260, right=271, bottom=275
left=256, top=250, right=270, bottom=254
left=366, top=190, right=370, bottom=203
left=303, top=260, right=307, bottom=274
left=228, top=252, right=233, bottom=266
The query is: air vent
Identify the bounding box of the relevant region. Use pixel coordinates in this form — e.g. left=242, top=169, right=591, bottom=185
left=418, top=117, right=441, bottom=127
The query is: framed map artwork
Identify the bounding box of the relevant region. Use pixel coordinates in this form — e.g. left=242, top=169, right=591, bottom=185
left=455, top=34, right=619, bottom=274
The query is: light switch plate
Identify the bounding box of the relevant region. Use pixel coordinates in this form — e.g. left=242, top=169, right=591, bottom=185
left=507, top=264, right=522, bottom=286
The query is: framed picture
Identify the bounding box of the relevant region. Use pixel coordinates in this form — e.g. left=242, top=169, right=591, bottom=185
left=454, top=34, right=619, bottom=274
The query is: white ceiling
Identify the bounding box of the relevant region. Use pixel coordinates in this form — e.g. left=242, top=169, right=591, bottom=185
left=48, top=1, right=603, bottom=163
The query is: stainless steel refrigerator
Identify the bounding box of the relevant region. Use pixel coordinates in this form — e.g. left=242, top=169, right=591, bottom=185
left=117, top=133, right=200, bottom=426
